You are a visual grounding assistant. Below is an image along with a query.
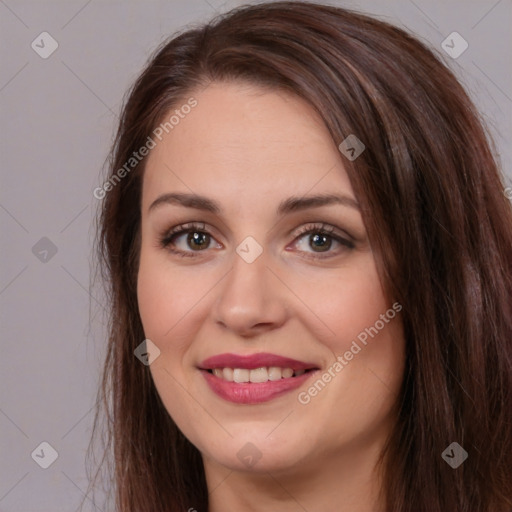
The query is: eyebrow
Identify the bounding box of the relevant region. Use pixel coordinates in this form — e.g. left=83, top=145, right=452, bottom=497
left=148, top=192, right=359, bottom=215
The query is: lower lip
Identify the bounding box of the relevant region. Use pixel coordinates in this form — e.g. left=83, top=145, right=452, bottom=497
left=200, top=369, right=317, bottom=404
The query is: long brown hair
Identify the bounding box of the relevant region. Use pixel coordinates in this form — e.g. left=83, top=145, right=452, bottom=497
left=85, top=2, right=512, bottom=511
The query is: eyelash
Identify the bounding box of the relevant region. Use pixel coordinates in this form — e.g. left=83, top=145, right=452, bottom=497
left=159, top=222, right=355, bottom=260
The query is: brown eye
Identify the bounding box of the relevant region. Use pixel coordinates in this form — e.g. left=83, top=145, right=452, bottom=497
left=309, top=233, right=332, bottom=252
left=160, top=222, right=221, bottom=258
left=290, top=223, right=355, bottom=260
left=186, top=231, right=210, bottom=250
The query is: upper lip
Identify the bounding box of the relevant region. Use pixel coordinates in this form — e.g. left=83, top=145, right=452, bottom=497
left=198, top=352, right=318, bottom=370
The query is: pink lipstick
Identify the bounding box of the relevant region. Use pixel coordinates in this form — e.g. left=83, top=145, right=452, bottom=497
left=198, top=352, right=319, bottom=404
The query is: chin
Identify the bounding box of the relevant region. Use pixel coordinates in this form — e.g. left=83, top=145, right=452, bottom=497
left=200, top=429, right=309, bottom=473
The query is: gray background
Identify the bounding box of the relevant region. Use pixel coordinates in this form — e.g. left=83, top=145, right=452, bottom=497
left=1, top=1, right=510, bottom=511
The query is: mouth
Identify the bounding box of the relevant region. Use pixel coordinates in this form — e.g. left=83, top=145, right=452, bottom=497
left=198, top=352, right=320, bottom=404
left=205, top=366, right=316, bottom=382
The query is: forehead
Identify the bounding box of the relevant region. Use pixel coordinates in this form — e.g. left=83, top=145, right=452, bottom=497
left=142, top=81, right=354, bottom=208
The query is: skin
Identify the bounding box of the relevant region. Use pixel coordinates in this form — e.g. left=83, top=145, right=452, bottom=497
left=137, top=81, right=406, bottom=511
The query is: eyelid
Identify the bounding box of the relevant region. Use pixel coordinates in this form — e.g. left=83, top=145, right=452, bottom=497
left=290, top=222, right=354, bottom=243
left=161, top=221, right=220, bottom=245
left=159, top=220, right=355, bottom=258
left=287, top=222, right=355, bottom=254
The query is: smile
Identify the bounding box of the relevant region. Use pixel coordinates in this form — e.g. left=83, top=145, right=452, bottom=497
left=198, top=352, right=319, bottom=404
left=207, top=366, right=311, bottom=382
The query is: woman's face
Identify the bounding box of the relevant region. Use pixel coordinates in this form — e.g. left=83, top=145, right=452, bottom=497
left=137, top=81, right=405, bottom=476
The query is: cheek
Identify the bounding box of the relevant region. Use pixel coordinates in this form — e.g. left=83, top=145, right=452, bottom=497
left=137, top=257, right=175, bottom=339
left=136, top=245, right=222, bottom=368
left=288, top=253, right=404, bottom=413
left=288, top=253, right=391, bottom=350
left=137, top=250, right=207, bottom=429
left=137, top=247, right=200, bottom=340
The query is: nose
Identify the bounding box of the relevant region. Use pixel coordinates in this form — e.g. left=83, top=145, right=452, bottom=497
left=212, top=248, right=289, bottom=337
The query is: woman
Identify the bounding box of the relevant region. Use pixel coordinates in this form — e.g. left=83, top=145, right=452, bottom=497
left=86, top=2, right=512, bottom=511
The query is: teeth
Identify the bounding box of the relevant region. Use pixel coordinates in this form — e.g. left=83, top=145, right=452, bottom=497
left=282, top=368, right=294, bottom=378
left=249, top=367, right=268, bottom=383
left=209, top=367, right=308, bottom=383
left=268, top=367, right=282, bottom=381
left=233, top=368, right=250, bottom=383
left=222, top=367, right=234, bottom=381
